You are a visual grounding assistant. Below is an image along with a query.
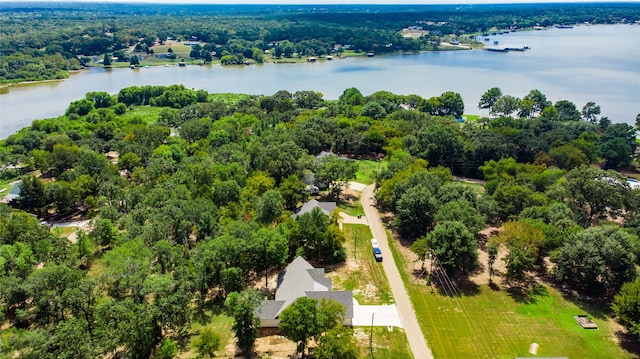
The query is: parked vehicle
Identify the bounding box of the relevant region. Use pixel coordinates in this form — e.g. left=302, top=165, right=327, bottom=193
left=373, top=247, right=383, bottom=262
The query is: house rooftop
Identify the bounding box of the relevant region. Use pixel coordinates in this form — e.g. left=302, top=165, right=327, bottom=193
left=293, top=199, right=336, bottom=218
left=256, top=256, right=353, bottom=322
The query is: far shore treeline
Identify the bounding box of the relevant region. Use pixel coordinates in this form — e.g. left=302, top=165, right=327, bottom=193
left=0, top=84, right=639, bottom=357
left=1, top=2, right=639, bottom=83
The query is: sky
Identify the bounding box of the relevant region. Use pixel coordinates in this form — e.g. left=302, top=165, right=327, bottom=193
left=4, top=0, right=639, bottom=4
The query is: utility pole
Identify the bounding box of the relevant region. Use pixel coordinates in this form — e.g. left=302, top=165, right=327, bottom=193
left=369, top=312, right=374, bottom=358
left=354, top=226, right=357, bottom=259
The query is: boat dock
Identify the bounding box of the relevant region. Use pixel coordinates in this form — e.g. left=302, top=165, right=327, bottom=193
left=484, top=45, right=530, bottom=52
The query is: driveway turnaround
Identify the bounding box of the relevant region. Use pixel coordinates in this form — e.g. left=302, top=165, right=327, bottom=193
left=361, top=184, right=434, bottom=359
left=352, top=299, right=403, bottom=327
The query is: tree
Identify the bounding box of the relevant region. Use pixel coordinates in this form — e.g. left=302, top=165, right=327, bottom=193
left=225, top=289, right=262, bottom=354
left=494, top=221, right=544, bottom=284
left=339, top=87, right=364, bottom=106
left=249, top=228, right=287, bottom=287
left=554, top=100, right=581, bottom=121
left=279, top=175, right=308, bottom=210
left=438, top=91, right=464, bottom=117
left=582, top=101, right=601, bottom=123
left=555, top=226, right=637, bottom=296
left=155, top=338, right=178, bottom=359
left=315, top=326, right=358, bottom=359
left=255, top=189, right=285, bottom=224
left=18, top=175, right=47, bottom=215
left=425, top=221, right=478, bottom=275
left=435, top=200, right=485, bottom=235
left=523, top=89, right=551, bottom=115
left=478, top=87, right=502, bottom=111
left=103, top=54, right=111, bottom=67
left=487, top=241, right=499, bottom=282
left=290, top=207, right=346, bottom=263
left=612, top=279, right=640, bottom=338
left=129, top=55, right=139, bottom=66
left=314, top=156, right=357, bottom=200
left=294, top=90, right=324, bottom=109
left=492, top=95, right=520, bottom=117
left=412, top=122, right=465, bottom=170
left=193, top=328, right=220, bottom=359
left=359, top=101, right=387, bottom=119
left=278, top=297, right=345, bottom=356
left=101, top=238, right=151, bottom=301
left=599, top=123, right=636, bottom=169
left=394, top=184, right=437, bottom=238
left=562, top=166, right=628, bottom=224
left=548, top=144, right=589, bottom=170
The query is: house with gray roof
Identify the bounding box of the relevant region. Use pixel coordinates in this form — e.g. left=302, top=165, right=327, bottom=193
left=255, top=256, right=353, bottom=328
left=292, top=199, right=336, bottom=218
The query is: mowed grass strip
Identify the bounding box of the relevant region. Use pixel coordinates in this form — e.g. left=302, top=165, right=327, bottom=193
left=333, top=223, right=393, bottom=305
left=387, top=234, right=635, bottom=359
left=355, top=159, right=386, bottom=185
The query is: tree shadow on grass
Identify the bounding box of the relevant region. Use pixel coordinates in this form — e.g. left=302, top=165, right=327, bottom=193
left=506, top=282, right=549, bottom=304
left=430, top=270, right=481, bottom=297
left=615, top=329, right=640, bottom=357
left=546, top=281, right=611, bottom=321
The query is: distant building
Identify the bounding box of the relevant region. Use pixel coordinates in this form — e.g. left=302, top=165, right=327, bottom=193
left=1, top=182, right=21, bottom=204
left=255, top=256, right=353, bottom=328
left=293, top=199, right=336, bottom=218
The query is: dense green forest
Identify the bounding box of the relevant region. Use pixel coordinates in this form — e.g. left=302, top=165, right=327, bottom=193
left=1, top=2, right=639, bottom=82
left=0, top=84, right=639, bottom=357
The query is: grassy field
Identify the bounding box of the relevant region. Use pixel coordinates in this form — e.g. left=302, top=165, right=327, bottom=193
left=463, top=114, right=481, bottom=122
left=338, top=200, right=364, bottom=217
left=355, top=159, right=386, bottom=185
left=355, top=327, right=414, bottom=359
left=387, top=233, right=637, bottom=359
left=118, top=106, right=166, bottom=124
left=186, top=311, right=235, bottom=357
left=331, top=223, right=394, bottom=305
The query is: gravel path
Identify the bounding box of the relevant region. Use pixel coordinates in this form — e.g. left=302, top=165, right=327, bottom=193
left=361, top=184, right=434, bottom=359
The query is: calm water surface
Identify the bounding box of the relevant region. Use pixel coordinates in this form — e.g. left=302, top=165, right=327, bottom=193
left=1, top=24, right=638, bottom=139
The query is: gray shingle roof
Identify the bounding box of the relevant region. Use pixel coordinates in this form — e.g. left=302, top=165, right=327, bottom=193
left=307, top=290, right=354, bottom=319
left=257, top=256, right=353, bottom=321
left=292, top=199, right=337, bottom=218
left=255, top=300, right=285, bottom=320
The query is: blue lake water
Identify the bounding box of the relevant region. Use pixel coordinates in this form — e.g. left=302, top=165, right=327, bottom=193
left=1, top=24, right=638, bottom=139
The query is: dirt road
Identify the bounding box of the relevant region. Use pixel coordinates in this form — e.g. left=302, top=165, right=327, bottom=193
left=361, top=184, right=434, bottom=359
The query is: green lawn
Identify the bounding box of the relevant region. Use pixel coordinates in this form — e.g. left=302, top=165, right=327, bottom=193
left=355, top=327, right=414, bottom=359
left=338, top=201, right=364, bottom=217
left=332, top=224, right=393, bottom=305
left=387, top=235, right=636, bottom=359
left=118, top=106, right=166, bottom=124
left=355, top=159, right=386, bottom=185
left=463, top=114, right=481, bottom=122
left=187, top=311, right=235, bottom=357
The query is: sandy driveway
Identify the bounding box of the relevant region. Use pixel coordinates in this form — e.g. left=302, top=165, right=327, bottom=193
left=361, top=184, right=434, bottom=359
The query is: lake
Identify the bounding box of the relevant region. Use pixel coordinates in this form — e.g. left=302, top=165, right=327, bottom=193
left=1, top=24, right=639, bottom=139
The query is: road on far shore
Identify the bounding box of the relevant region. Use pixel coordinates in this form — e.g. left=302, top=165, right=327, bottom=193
left=361, top=184, right=434, bottom=359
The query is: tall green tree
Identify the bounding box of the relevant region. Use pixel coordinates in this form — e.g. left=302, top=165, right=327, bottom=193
left=425, top=221, right=478, bottom=275
left=478, top=87, right=502, bottom=112
left=612, top=279, right=640, bottom=339
left=314, top=156, right=358, bottom=200
left=555, top=226, right=638, bottom=296
left=278, top=297, right=345, bottom=356
left=225, top=289, right=262, bottom=354
left=103, top=53, right=112, bottom=67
